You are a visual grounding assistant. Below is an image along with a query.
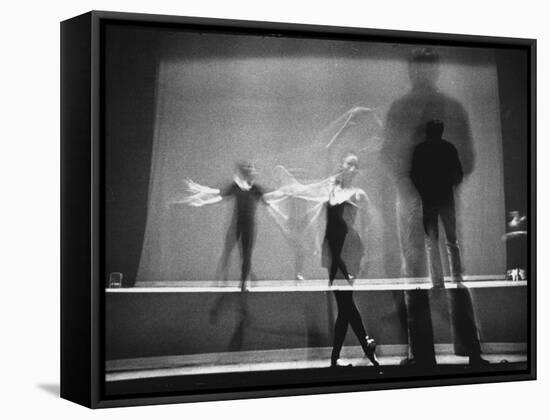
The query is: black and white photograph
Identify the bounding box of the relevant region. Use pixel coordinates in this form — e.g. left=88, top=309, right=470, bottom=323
left=6, top=0, right=548, bottom=417
left=95, top=13, right=534, bottom=401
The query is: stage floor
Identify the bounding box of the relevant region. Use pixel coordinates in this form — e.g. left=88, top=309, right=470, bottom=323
left=106, top=343, right=527, bottom=382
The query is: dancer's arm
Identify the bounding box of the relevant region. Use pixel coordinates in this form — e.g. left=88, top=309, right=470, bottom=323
left=254, top=184, right=291, bottom=235
left=263, top=165, right=304, bottom=202
left=289, top=176, right=334, bottom=203
left=262, top=169, right=334, bottom=205
left=171, top=179, right=224, bottom=207
left=324, top=107, right=373, bottom=149
left=262, top=189, right=286, bottom=202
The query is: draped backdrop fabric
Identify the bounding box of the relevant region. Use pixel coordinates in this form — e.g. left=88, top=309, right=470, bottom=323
left=134, top=31, right=506, bottom=284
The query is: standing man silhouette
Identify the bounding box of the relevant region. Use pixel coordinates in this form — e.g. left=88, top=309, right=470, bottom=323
left=382, top=47, right=485, bottom=367
left=410, top=120, right=464, bottom=286
left=411, top=120, right=489, bottom=367
left=382, top=47, right=474, bottom=280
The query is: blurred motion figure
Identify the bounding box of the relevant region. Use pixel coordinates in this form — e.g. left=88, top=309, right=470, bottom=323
left=382, top=47, right=474, bottom=280
left=382, top=47, right=483, bottom=367
left=176, top=161, right=284, bottom=291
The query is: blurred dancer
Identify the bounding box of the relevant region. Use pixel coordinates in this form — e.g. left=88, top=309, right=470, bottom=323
left=324, top=155, right=364, bottom=286
left=177, top=161, right=284, bottom=291
left=217, top=162, right=265, bottom=291
left=325, top=155, right=379, bottom=369
left=287, top=154, right=380, bottom=368
left=267, top=106, right=383, bottom=280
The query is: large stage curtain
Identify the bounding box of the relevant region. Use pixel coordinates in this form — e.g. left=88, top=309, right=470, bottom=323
left=135, top=32, right=505, bottom=284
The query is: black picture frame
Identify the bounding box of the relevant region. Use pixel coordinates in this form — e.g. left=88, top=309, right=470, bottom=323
left=61, top=10, right=536, bottom=408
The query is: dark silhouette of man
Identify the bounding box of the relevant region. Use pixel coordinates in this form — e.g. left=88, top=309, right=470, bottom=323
left=382, top=47, right=474, bottom=280
left=411, top=120, right=463, bottom=286
left=411, top=120, right=488, bottom=367
left=382, top=48, right=485, bottom=367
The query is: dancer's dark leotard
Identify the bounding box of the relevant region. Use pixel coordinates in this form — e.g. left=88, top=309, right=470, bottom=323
left=219, top=183, right=264, bottom=285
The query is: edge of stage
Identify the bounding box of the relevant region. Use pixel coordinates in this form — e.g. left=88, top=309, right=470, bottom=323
left=104, top=344, right=528, bottom=398
left=106, top=343, right=527, bottom=382
left=107, top=274, right=527, bottom=293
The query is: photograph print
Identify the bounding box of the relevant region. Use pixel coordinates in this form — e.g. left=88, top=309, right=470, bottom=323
left=101, top=16, right=533, bottom=401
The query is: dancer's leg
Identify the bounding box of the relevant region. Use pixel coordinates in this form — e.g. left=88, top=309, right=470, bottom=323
left=331, top=291, right=350, bottom=364
left=346, top=293, right=368, bottom=346
left=328, top=231, right=350, bottom=283
left=239, top=223, right=254, bottom=291
left=217, top=224, right=238, bottom=282
left=293, top=234, right=305, bottom=280
left=210, top=226, right=238, bottom=322
left=290, top=200, right=306, bottom=280
left=345, top=291, right=379, bottom=366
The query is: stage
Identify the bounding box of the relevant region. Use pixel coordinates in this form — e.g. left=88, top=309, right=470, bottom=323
left=106, top=275, right=527, bottom=384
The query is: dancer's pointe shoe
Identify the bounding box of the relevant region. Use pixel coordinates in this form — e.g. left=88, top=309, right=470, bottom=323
left=347, top=275, right=355, bottom=286
left=296, top=274, right=305, bottom=281
left=364, top=336, right=381, bottom=371
left=330, top=359, right=353, bottom=368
